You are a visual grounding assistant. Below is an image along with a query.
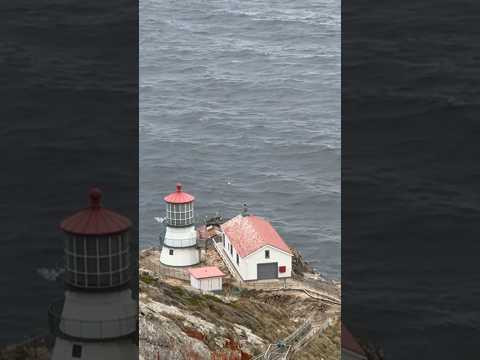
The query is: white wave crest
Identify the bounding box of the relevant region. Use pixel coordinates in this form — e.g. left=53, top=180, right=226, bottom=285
left=37, top=267, right=64, bottom=282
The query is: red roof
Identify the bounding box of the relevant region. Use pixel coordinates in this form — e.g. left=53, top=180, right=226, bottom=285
left=221, top=215, right=291, bottom=258
left=188, top=266, right=225, bottom=279
left=342, top=323, right=366, bottom=356
left=60, top=188, right=131, bottom=236
left=164, top=183, right=195, bottom=204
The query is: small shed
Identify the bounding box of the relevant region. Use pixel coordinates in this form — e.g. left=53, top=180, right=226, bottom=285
left=188, top=266, right=225, bottom=292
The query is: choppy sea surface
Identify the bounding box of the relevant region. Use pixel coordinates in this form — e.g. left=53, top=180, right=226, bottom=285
left=140, top=0, right=341, bottom=279
left=343, top=1, right=480, bottom=358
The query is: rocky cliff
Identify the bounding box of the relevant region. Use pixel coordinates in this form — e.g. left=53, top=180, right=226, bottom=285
left=139, top=248, right=341, bottom=360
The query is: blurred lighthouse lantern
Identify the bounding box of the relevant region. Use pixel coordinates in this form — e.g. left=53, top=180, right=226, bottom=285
left=49, top=188, right=137, bottom=359
left=160, top=183, right=200, bottom=266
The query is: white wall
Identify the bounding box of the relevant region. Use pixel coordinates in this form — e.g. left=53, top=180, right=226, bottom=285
left=245, top=245, right=292, bottom=280
left=223, top=234, right=292, bottom=281
left=61, top=289, right=136, bottom=339
left=160, top=245, right=199, bottom=266
left=190, top=276, right=223, bottom=292
left=163, top=225, right=197, bottom=247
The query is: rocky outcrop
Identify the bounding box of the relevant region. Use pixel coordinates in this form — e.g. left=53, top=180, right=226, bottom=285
left=291, top=246, right=315, bottom=277
left=139, top=250, right=341, bottom=360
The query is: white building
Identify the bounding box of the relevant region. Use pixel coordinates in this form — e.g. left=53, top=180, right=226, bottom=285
left=160, top=183, right=200, bottom=267
left=50, top=188, right=137, bottom=360
left=342, top=323, right=367, bottom=360
left=221, top=212, right=292, bottom=281
left=188, top=266, right=225, bottom=292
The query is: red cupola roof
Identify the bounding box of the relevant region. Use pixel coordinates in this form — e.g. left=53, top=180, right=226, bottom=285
left=164, top=183, right=195, bottom=204
left=60, top=188, right=132, bottom=236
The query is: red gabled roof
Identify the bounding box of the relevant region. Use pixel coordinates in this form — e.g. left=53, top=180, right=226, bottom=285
left=221, top=215, right=291, bottom=258
left=342, top=323, right=367, bottom=357
left=60, top=188, right=131, bottom=236
left=188, top=266, right=225, bottom=279
left=164, top=183, right=195, bottom=204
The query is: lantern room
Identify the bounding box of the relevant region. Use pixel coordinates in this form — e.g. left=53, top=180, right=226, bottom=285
left=164, top=183, right=195, bottom=227
left=60, top=188, right=132, bottom=290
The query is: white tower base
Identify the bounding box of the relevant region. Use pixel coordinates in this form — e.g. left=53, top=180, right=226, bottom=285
left=51, top=289, right=137, bottom=359
left=160, top=245, right=200, bottom=266
left=51, top=337, right=137, bottom=360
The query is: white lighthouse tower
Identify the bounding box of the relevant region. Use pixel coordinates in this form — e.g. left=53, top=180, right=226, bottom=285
left=49, top=188, right=137, bottom=359
left=160, top=183, right=200, bottom=267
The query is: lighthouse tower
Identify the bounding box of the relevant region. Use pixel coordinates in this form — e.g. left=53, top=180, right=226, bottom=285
left=160, top=183, right=200, bottom=267
left=49, top=188, right=137, bottom=359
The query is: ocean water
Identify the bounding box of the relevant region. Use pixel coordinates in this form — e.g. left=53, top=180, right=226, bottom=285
left=1, top=0, right=138, bottom=345
left=342, top=0, right=480, bottom=358
left=140, top=0, right=341, bottom=279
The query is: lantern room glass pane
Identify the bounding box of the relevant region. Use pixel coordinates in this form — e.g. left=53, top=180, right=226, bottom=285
left=87, top=258, right=97, bottom=272
left=111, top=255, right=120, bottom=271
left=86, top=239, right=97, bottom=256
left=99, top=238, right=109, bottom=256
left=99, top=257, right=109, bottom=272
left=75, top=238, right=84, bottom=255
left=111, top=237, right=119, bottom=253
left=76, top=257, right=85, bottom=272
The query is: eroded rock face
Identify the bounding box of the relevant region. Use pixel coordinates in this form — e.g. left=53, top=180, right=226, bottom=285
left=139, top=248, right=340, bottom=360
left=291, top=246, right=315, bottom=276
left=139, top=304, right=211, bottom=360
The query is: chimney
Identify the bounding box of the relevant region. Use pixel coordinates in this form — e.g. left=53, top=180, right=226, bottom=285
left=241, top=203, right=249, bottom=217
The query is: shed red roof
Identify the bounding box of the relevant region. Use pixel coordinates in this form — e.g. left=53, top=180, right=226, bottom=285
left=60, top=188, right=131, bottom=236
left=188, top=266, right=225, bottom=279
left=342, top=323, right=366, bottom=357
left=221, top=215, right=291, bottom=258
left=164, top=183, right=195, bottom=204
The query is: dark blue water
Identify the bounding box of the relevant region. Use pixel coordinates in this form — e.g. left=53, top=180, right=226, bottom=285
left=342, top=0, right=480, bottom=358
left=0, top=0, right=138, bottom=345
left=140, top=0, right=341, bottom=279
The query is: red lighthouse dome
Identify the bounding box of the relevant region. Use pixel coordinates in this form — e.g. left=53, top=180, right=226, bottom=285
left=60, top=188, right=131, bottom=236
left=164, top=183, right=195, bottom=204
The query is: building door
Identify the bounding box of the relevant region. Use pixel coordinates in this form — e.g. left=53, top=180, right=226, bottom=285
left=257, top=262, right=278, bottom=280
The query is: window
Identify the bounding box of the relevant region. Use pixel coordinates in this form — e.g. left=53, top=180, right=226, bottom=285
left=72, top=344, right=82, bottom=358
left=236, top=254, right=239, bottom=265
left=230, top=244, right=233, bottom=255
left=169, top=249, right=174, bottom=255
left=265, top=250, right=270, bottom=259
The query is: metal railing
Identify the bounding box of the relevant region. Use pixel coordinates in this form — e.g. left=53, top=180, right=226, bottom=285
left=162, top=237, right=197, bottom=248
left=48, top=300, right=137, bottom=341
left=210, top=239, right=243, bottom=282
